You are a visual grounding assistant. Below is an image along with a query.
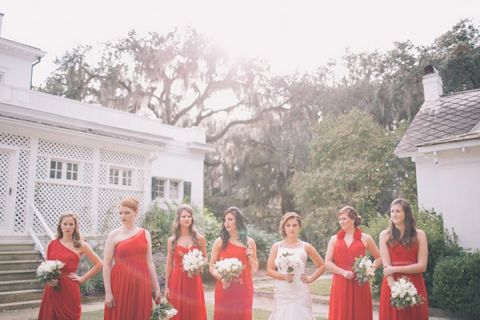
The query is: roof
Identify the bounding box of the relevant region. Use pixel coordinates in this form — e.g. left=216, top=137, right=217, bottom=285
left=418, top=130, right=480, bottom=147
left=395, top=88, right=480, bottom=157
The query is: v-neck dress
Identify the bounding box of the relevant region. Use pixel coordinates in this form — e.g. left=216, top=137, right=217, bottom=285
left=328, top=228, right=373, bottom=320
left=168, top=244, right=207, bottom=320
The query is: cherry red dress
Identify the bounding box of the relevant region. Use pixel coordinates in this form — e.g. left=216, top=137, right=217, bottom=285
left=379, top=241, right=429, bottom=320
left=104, top=229, right=153, bottom=320
left=38, top=239, right=81, bottom=320
left=214, top=241, right=253, bottom=320
left=168, top=244, right=207, bottom=320
left=328, top=228, right=372, bottom=320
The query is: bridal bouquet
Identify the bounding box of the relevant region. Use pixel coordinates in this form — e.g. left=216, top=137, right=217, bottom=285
left=36, top=260, right=64, bottom=291
left=182, top=248, right=207, bottom=277
left=151, top=299, right=177, bottom=320
left=390, top=276, right=425, bottom=309
left=275, top=250, right=302, bottom=272
left=214, top=257, right=244, bottom=288
left=352, top=255, right=375, bottom=285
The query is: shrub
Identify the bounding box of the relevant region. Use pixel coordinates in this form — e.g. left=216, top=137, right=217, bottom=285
left=432, top=252, right=480, bottom=318
left=247, top=224, right=280, bottom=267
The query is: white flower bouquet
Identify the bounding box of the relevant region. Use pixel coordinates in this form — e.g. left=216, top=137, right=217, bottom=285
left=353, top=255, right=375, bottom=285
left=182, top=248, right=207, bottom=277
left=36, top=260, right=64, bottom=291
left=214, top=257, right=244, bottom=288
left=274, top=250, right=302, bottom=282
left=151, top=299, right=177, bottom=320
left=390, top=276, right=425, bottom=309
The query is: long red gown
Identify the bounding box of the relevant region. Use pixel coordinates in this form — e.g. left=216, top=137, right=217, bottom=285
left=38, top=239, right=81, bottom=320
left=328, top=228, right=373, bottom=320
left=168, top=244, right=207, bottom=320
left=104, top=229, right=153, bottom=320
left=214, top=241, right=253, bottom=320
left=379, top=241, right=429, bottom=320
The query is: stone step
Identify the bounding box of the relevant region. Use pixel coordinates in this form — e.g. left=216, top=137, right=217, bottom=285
left=0, top=299, right=41, bottom=312
left=0, top=269, right=37, bottom=282
left=0, top=279, right=43, bottom=292
left=0, top=289, right=43, bottom=304
left=0, top=243, right=35, bottom=252
left=0, top=251, right=41, bottom=261
left=0, top=260, right=41, bottom=272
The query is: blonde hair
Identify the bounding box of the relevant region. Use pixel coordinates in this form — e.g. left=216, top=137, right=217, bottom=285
left=56, top=212, right=82, bottom=248
left=120, top=197, right=139, bottom=212
left=171, top=204, right=199, bottom=248
left=337, top=206, right=362, bottom=227
left=279, top=212, right=302, bottom=237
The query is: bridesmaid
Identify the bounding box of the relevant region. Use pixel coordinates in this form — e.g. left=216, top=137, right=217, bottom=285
left=325, top=206, right=381, bottom=320
left=164, top=204, right=207, bottom=320
left=267, top=212, right=326, bottom=320
left=38, top=212, right=102, bottom=320
left=103, top=197, right=161, bottom=320
left=209, top=207, right=259, bottom=320
left=379, top=198, right=429, bottom=320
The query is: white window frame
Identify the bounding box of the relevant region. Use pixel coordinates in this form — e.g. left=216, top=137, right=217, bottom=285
left=108, top=166, right=135, bottom=188
left=151, top=177, right=184, bottom=201
left=48, top=158, right=81, bottom=183
left=152, top=178, right=166, bottom=199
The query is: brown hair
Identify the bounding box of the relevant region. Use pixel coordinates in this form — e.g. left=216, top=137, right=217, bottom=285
left=220, top=207, right=248, bottom=250
left=56, top=212, right=82, bottom=248
left=337, top=206, right=362, bottom=227
left=279, top=212, right=302, bottom=237
left=387, top=198, right=417, bottom=247
left=120, top=197, right=139, bottom=212
left=171, top=204, right=199, bottom=249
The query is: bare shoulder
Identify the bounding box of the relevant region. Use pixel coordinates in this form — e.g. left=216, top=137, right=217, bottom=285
left=212, top=237, right=222, bottom=247
left=362, top=233, right=374, bottom=242
left=107, top=228, right=121, bottom=241
left=197, top=234, right=206, bottom=242
left=416, top=229, right=427, bottom=238
left=167, top=235, right=175, bottom=243
left=328, top=235, right=337, bottom=244
left=247, top=237, right=256, bottom=246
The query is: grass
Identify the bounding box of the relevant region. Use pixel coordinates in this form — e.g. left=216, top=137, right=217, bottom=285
left=257, top=278, right=332, bottom=297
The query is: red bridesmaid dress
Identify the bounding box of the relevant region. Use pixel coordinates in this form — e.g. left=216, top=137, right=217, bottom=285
left=328, top=228, right=373, bottom=320
left=168, top=244, right=207, bottom=320
left=38, top=239, right=81, bottom=320
left=214, top=241, right=253, bottom=320
left=379, top=242, right=429, bottom=320
left=104, top=229, right=153, bottom=320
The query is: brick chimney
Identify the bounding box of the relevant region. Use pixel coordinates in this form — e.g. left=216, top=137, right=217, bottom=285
left=422, top=65, right=443, bottom=102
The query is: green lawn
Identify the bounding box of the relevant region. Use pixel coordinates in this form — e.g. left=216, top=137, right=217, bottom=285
left=257, top=278, right=332, bottom=296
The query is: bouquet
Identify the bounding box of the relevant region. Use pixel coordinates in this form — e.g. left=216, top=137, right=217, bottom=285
left=390, top=276, right=425, bottom=309
left=151, top=299, right=177, bottom=320
left=274, top=250, right=302, bottom=282
left=214, top=257, right=244, bottom=288
left=36, top=260, right=64, bottom=291
left=352, top=255, right=375, bottom=285
left=182, top=248, right=207, bottom=277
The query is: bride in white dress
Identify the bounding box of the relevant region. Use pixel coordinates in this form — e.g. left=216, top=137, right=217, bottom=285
left=267, top=212, right=327, bottom=320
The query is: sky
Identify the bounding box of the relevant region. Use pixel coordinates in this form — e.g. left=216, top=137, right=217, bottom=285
left=1, top=0, right=480, bottom=86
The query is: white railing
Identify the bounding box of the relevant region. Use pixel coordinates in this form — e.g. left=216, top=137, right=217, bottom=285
left=27, top=204, right=55, bottom=259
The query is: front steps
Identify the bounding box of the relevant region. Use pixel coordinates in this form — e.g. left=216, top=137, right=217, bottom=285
left=0, top=241, right=43, bottom=312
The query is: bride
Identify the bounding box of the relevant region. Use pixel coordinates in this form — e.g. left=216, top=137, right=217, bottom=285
left=266, top=212, right=326, bottom=320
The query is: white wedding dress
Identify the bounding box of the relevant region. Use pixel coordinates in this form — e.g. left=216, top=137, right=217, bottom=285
left=268, top=242, right=314, bottom=320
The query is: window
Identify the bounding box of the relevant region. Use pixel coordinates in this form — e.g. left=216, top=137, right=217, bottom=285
left=49, top=160, right=79, bottom=181
left=169, top=180, right=180, bottom=200
left=109, top=167, right=133, bottom=186
left=151, top=178, right=165, bottom=200
left=183, top=181, right=192, bottom=203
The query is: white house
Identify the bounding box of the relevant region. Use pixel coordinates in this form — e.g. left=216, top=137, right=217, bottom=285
left=395, top=65, right=480, bottom=250
left=0, top=15, right=215, bottom=245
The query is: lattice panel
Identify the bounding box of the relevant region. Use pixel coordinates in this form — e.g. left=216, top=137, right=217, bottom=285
left=99, top=165, right=107, bottom=186
left=83, top=163, right=94, bottom=184
left=38, top=139, right=94, bottom=161
left=33, top=182, right=93, bottom=234
left=35, top=156, right=48, bottom=180
left=100, top=149, right=145, bottom=168
left=13, top=150, right=29, bottom=233
left=0, top=132, right=30, bottom=148
left=137, top=169, right=145, bottom=189
left=97, top=188, right=144, bottom=232
left=0, top=152, right=8, bottom=224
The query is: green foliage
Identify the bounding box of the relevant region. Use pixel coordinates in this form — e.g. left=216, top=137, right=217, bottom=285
left=141, top=202, right=176, bottom=252
left=432, top=252, right=480, bottom=318
left=79, top=243, right=105, bottom=296
left=247, top=224, right=280, bottom=267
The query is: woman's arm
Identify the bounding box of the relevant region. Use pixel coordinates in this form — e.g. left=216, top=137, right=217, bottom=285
left=246, top=238, right=259, bottom=273
left=379, top=230, right=395, bottom=287
left=145, top=230, right=161, bottom=304
left=302, top=242, right=326, bottom=284
left=69, top=241, right=103, bottom=284
left=164, top=237, right=174, bottom=298
left=266, top=242, right=291, bottom=281
left=325, top=236, right=353, bottom=279
left=383, top=229, right=428, bottom=275
left=364, top=233, right=382, bottom=269
left=103, top=231, right=116, bottom=308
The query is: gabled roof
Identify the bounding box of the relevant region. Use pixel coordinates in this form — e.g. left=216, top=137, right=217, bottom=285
left=395, top=88, right=480, bottom=157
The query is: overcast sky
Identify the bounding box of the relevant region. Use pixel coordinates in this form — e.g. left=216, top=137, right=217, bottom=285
left=1, top=0, right=479, bottom=86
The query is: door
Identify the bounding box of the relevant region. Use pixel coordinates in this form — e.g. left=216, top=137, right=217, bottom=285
left=0, top=148, right=18, bottom=234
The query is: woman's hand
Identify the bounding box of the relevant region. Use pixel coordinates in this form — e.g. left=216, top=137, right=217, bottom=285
left=46, top=279, right=59, bottom=287
left=343, top=270, right=354, bottom=279
left=164, top=287, right=170, bottom=299
left=154, top=289, right=161, bottom=305
left=68, top=273, right=84, bottom=284
left=383, top=265, right=396, bottom=277
left=284, top=273, right=294, bottom=283
left=300, top=274, right=313, bottom=284
left=105, top=292, right=115, bottom=308
left=221, top=279, right=231, bottom=289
